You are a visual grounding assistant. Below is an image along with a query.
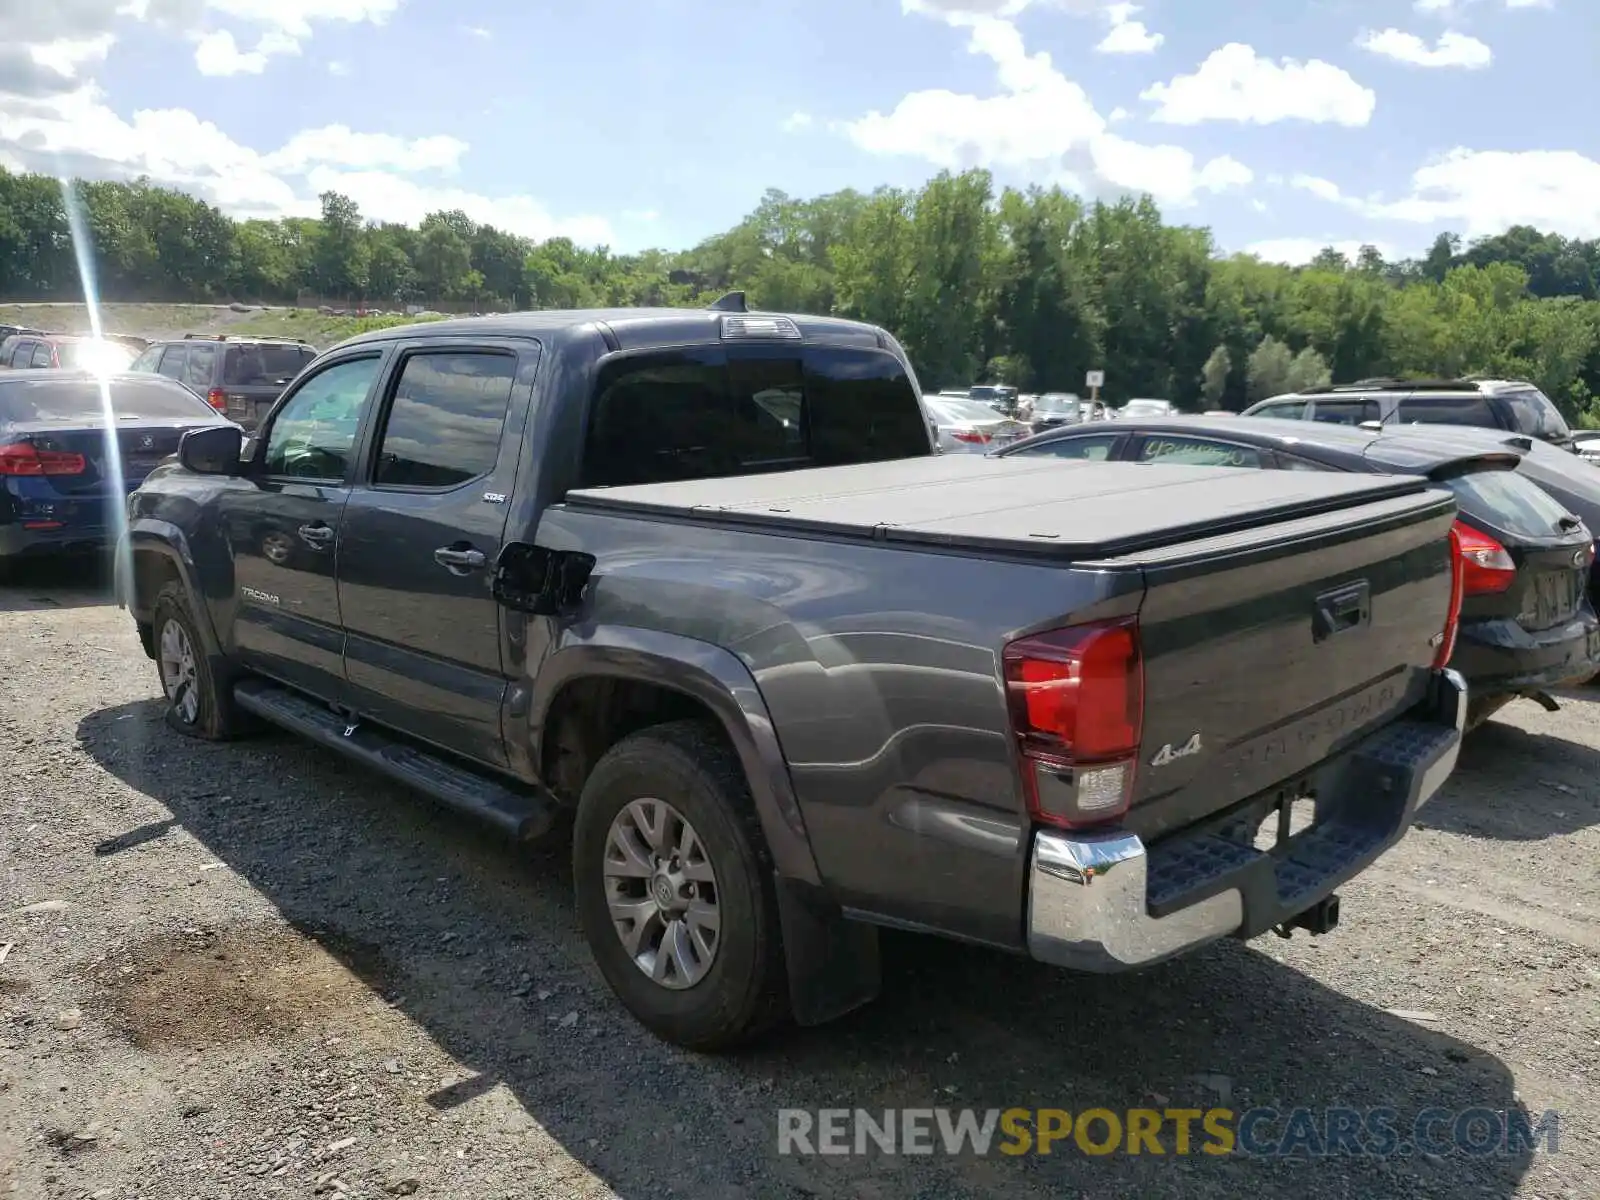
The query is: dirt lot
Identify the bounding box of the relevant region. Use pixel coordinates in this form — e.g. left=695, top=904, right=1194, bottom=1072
left=0, top=564, right=1595, bottom=1200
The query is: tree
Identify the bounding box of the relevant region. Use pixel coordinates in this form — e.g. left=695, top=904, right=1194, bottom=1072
left=1200, top=345, right=1231, bottom=407
left=312, top=191, right=368, bottom=299
left=1247, top=336, right=1295, bottom=402
left=1286, top=346, right=1333, bottom=392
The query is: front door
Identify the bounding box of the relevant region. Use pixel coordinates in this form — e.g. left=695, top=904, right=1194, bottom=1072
left=337, top=342, right=537, bottom=768
left=223, top=351, right=388, bottom=702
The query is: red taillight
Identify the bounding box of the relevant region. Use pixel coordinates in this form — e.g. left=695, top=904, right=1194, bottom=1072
left=1435, top=524, right=1466, bottom=668
left=0, top=441, right=87, bottom=476
left=206, top=388, right=227, bottom=411
left=1003, top=618, right=1144, bottom=829
left=1453, top=519, right=1516, bottom=595
left=952, top=429, right=992, bottom=444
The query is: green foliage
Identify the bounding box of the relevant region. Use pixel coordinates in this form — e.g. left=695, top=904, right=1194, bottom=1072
left=1200, top=345, right=1231, bottom=407
left=4, top=165, right=1600, bottom=421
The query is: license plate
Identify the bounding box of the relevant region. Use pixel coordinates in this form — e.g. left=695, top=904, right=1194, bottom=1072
left=1535, top=572, right=1578, bottom=623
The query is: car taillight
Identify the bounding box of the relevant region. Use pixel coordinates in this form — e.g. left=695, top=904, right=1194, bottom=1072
left=1434, top=524, right=1466, bottom=668
left=952, top=429, right=992, bottom=444
left=206, top=388, right=227, bottom=411
left=1003, top=618, right=1144, bottom=829
left=1453, top=519, right=1516, bottom=595
left=0, top=442, right=86, bottom=476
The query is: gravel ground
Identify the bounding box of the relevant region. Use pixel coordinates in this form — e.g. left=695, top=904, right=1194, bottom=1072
left=0, top=563, right=1595, bottom=1200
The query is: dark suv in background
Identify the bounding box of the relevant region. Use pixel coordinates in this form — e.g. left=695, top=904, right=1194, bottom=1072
left=1243, top=378, right=1576, bottom=450
left=129, top=335, right=317, bottom=430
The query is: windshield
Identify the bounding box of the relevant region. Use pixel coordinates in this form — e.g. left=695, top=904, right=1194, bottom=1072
left=0, top=377, right=219, bottom=422
left=930, top=397, right=1005, bottom=423
left=55, top=340, right=137, bottom=372
left=1502, top=388, right=1572, bottom=442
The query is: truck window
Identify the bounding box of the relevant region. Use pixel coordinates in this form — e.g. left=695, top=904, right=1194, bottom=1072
left=1395, top=393, right=1496, bottom=427
left=262, top=355, right=384, bottom=480
left=181, top=342, right=216, bottom=392
left=583, top=345, right=929, bottom=488
left=373, top=351, right=516, bottom=488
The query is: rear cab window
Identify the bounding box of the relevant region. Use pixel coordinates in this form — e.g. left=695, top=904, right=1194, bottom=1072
left=581, top=344, right=930, bottom=488
left=1395, top=393, right=1498, bottom=428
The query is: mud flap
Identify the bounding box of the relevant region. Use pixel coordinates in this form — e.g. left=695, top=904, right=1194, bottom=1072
left=774, top=875, right=881, bottom=1027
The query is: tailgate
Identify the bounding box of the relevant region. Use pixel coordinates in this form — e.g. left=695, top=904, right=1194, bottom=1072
left=1116, top=488, right=1458, bottom=843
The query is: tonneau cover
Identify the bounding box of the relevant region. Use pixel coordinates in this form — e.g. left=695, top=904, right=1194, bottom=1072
left=564, top=455, right=1433, bottom=560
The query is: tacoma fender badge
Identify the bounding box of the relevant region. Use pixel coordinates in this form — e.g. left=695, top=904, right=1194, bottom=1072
left=1150, top=733, right=1202, bottom=768
left=240, top=586, right=280, bottom=606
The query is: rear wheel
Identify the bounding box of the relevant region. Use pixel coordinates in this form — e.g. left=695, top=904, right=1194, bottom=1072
left=152, top=582, right=244, bottom=740
left=572, top=720, right=788, bottom=1051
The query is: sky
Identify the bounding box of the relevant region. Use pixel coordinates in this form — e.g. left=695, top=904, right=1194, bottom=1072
left=0, top=0, right=1596, bottom=265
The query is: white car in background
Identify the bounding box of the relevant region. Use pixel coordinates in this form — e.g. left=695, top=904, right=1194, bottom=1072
left=924, top=395, right=1031, bottom=453
left=1116, top=398, right=1175, bottom=419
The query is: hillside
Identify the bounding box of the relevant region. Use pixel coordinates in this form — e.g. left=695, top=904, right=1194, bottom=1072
left=0, top=303, right=443, bottom=351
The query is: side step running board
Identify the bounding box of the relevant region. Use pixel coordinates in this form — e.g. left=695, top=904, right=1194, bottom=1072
left=233, top=678, right=558, bottom=841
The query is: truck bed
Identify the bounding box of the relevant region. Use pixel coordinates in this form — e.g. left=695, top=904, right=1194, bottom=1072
left=563, top=455, right=1433, bottom=560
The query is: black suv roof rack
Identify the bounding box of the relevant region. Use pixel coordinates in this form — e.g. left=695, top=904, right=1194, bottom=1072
left=1298, top=377, right=1481, bottom=395
left=182, top=333, right=309, bottom=344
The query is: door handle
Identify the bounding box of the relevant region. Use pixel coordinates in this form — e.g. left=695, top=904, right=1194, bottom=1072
left=297, top=522, right=335, bottom=548
left=434, top=545, right=487, bottom=572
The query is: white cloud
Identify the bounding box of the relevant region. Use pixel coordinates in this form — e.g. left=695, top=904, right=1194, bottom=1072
left=29, top=35, right=116, bottom=79
left=1291, top=174, right=1344, bottom=203
left=461, top=25, right=490, bottom=38
left=1417, top=0, right=1551, bottom=14
left=1357, top=28, right=1492, bottom=69
left=1096, top=2, right=1162, bottom=53
left=845, top=13, right=1250, bottom=207
left=1359, top=149, right=1600, bottom=239
left=202, top=0, right=402, bottom=39
left=1242, top=239, right=1397, bottom=266
left=1142, top=43, right=1377, bottom=126
left=302, top=167, right=613, bottom=244
left=265, top=124, right=467, bottom=173
left=781, top=111, right=814, bottom=133
left=327, top=60, right=349, bottom=75
left=192, top=28, right=301, bottom=76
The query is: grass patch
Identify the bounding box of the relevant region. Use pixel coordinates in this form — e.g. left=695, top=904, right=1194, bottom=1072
left=228, top=308, right=449, bottom=347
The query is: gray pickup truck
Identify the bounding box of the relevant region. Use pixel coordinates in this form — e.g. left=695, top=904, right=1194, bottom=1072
left=117, top=299, right=1468, bottom=1050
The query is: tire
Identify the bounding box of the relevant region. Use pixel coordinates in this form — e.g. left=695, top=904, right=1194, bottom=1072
left=572, top=719, right=789, bottom=1051
left=151, top=581, right=244, bottom=740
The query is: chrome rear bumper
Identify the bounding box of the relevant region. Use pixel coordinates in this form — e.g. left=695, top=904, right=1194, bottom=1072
left=1026, top=668, right=1468, bottom=972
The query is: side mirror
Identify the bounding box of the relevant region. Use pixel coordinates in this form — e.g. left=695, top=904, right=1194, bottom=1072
left=179, top=425, right=244, bottom=475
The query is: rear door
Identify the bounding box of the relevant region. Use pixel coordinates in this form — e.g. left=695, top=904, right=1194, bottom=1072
left=222, top=350, right=388, bottom=703
left=336, top=340, right=537, bottom=768
left=155, top=345, right=188, bottom=383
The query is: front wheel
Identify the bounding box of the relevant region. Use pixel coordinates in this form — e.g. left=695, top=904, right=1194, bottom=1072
left=151, top=582, right=244, bottom=740
left=572, top=720, right=788, bottom=1051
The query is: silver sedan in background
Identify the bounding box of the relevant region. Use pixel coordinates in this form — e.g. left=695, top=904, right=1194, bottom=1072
left=924, top=395, right=1031, bottom=453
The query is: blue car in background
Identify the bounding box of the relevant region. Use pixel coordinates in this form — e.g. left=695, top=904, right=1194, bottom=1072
left=0, top=369, right=238, bottom=576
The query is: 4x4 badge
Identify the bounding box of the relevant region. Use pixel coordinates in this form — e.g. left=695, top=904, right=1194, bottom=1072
left=1150, top=733, right=1203, bottom=767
